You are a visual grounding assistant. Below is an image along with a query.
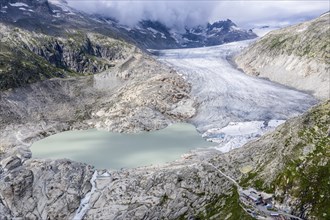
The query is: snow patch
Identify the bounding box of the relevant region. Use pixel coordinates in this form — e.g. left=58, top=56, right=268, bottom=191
left=252, top=27, right=280, bottom=37
left=53, top=13, right=61, bottom=18
left=210, top=27, right=223, bottom=32
left=296, top=26, right=308, bottom=33
left=49, top=0, right=75, bottom=14
left=19, top=7, right=33, bottom=12
left=147, top=27, right=167, bottom=39
left=101, top=172, right=111, bottom=177
left=230, top=26, right=241, bottom=31
left=122, top=26, right=132, bottom=31
left=9, top=2, right=29, bottom=7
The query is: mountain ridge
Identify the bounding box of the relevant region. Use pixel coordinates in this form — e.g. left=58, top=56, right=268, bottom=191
left=1, top=0, right=257, bottom=49
left=235, top=12, right=330, bottom=100
left=110, top=18, right=257, bottom=49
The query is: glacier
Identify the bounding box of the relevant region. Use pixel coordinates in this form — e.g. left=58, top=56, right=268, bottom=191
left=154, top=40, right=317, bottom=151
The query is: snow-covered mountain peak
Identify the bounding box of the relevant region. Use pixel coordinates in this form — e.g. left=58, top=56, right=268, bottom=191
left=48, top=0, right=68, bottom=4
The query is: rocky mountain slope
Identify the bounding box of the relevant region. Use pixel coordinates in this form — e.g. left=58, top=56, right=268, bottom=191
left=1, top=98, right=327, bottom=219
left=0, top=23, right=133, bottom=90
left=78, top=101, right=329, bottom=220
left=0, top=0, right=257, bottom=51
left=232, top=100, right=330, bottom=219
left=0, top=1, right=328, bottom=219
left=235, top=12, right=330, bottom=100
left=0, top=1, right=197, bottom=219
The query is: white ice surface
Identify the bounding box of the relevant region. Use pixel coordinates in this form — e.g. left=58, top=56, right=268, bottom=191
left=155, top=40, right=317, bottom=151
left=203, top=120, right=285, bottom=152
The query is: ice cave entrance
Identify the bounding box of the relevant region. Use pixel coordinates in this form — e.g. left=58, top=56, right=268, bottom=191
left=31, top=123, right=215, bottom=169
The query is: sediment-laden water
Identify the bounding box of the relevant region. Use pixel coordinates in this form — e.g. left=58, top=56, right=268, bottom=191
left=31, top=123, right=215, bottom=169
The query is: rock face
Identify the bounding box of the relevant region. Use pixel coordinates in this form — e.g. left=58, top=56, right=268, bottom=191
left=235, top=13, right=330, bottom=100
left=0, top=23, right=132, bottom=90
left=0, top=159, right=94, bottom=219
left=81, top=150, right=251, bottom=220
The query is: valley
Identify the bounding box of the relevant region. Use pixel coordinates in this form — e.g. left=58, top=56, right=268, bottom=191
left=0, top=1, right=328, bottom=219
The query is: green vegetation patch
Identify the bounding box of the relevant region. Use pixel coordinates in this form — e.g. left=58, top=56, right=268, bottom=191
left=0, top=25, right=133, bottom=90
left=196, top=187, right=255, bottom=220
left=0, top=43, right=71, bottom=90
left=238, top=101, right=330, bottom=219
left=272, top=102, right=330, bottom=219
left=257, top=15, right=330, bottom=63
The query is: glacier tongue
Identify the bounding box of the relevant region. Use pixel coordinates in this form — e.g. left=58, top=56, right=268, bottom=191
left=155, top=40, right=317, bottom=151
left=203, top=120, right=285, bottom=152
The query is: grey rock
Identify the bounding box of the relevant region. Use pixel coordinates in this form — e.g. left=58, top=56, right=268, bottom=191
left=0, top=159, right=94, bottom=219
left=235, top=13, right=330, bottom=100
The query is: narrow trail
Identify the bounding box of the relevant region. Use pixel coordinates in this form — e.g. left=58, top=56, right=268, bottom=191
left=205, top=162, right=240, bottom=189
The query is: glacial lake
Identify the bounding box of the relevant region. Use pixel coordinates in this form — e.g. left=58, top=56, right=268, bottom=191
left=31, top=123, right=216, bottom=169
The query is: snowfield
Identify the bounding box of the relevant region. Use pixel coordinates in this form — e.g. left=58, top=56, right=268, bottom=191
left=154, top=40, right=317, bottom=151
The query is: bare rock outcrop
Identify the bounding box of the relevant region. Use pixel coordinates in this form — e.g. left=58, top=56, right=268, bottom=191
left=0, top=159, right=94, bottom=219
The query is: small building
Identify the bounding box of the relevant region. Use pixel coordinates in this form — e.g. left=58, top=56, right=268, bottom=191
left=241, top=188, right=262, bottom=204
left=260, top=192, right=273, bottom=204
left=266, top=203, right=273, bottom=209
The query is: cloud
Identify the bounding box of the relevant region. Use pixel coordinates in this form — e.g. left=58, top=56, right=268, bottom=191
left=67, top=0, right=329, bottom=29
left=210, top=1, right=329, bottom=27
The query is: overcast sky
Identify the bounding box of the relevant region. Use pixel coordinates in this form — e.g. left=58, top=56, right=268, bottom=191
left=67, top=0, right=329, bottom=29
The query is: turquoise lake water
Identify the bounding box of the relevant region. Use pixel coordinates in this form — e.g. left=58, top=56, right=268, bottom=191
left=31, top=123, right=215, bottom=169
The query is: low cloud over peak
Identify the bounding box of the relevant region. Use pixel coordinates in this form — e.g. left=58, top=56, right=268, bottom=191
left=67, top=0, right=329, bottom=29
